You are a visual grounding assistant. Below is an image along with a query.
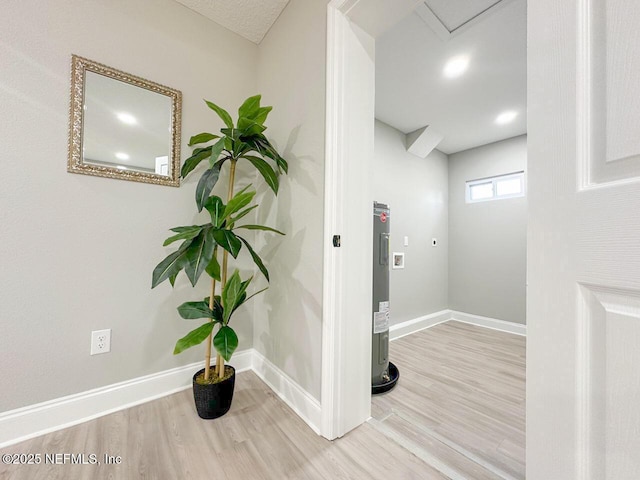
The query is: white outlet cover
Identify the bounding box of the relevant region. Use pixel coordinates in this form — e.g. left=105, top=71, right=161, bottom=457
left=403, top=236, right=409, bottom=246
left=91, top=329, right=111, bottom=355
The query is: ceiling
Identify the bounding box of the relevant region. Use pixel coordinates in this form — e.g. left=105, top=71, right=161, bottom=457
left=375, top=0, right=527, bottom=154
left=173, top=0, right=289, bottom=44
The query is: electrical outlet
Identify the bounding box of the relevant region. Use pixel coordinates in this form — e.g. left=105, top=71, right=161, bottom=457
left=91, top=329, right=111, bottom=355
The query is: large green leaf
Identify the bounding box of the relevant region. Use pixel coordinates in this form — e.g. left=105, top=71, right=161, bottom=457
left=208, top=138, right=226, bottom=168
left=151, top=241, right=191, bottom=288
left=181, top=146, right=212, bottom=178
left=213, top=326, right=238, bottom=361
left=223, top=186, right=256, bottom=220
left=238, top=236, right=269, bottom=282
left=220, top=127, right=240, bottom=140
left=221, top=270, right=242, bottom=324
left=163, top=225, right=202, bottom=246
left=238, top=95, right=261, bottom=120
left=188, top=132, right=219, bottom=147
left=253, top=106, right=272, bottom=125
left=276, top=156, right=288, bottom=175
left=235, top=224, right=285, bottom=235
left=233, top=140, right=252, bottom=159
left=212, top=229, right=242, bottom=258
left=253, top=137, right=288, bottom=175
left=195, top=163, right=222, bottom=212
left=259, top=137, right=288, bottom=175
left=231, top=292, right=247, bottom=315
left=238, top=117, right=267, bottom=137
left=173, top=322, right=214, bottom=355
left=231, top=284, right=267, bottom=316
left=205, top=252, right=221, bottom=281
left=204, top=100, right=233, bottom=128
left=170, top=226, right=202, bottom=233
left=242, top=155, right=279, bottom=194
left=177, top=301, right=214, bottom=319
left=239, top=136, right=262, bottom=156
left=203, top=196, right=225, bottom=227
left=236, top=278, right=252, bottom=307
left=184, top=228, right=216, bottom=286
left=226, top=277, right=252, bottom=319
left=205, top=295, right=224, bottom=323
left=227, top=205, right=258, bottom=226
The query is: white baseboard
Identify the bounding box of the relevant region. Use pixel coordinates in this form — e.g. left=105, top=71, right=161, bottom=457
left=450, top=310, right=527, bottom=336
left=389, top=309, right=452, bottom=340
left=389, top=309, right=527, bottom=340
left=251, top=350, right=322, bottom=435
left=0, top=310, right=522, bottom=449
left=0, top=350, right=253, bottom=449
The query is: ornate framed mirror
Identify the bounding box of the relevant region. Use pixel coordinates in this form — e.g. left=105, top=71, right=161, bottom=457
left=68, top=55, right=182, bottom=187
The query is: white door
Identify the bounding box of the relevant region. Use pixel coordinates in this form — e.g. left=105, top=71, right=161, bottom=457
left=528, top=1, right=640, bottom=478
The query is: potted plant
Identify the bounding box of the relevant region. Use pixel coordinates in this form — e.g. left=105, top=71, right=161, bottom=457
left=151, top=95, right=287, bottom=419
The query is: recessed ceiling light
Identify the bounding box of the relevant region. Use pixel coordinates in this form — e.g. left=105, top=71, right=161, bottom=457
left=495, top=110, right=518, bottom=125
left=115, top=152, right=130, bottom=161
left=116, top=112, right=137, bottom=125
left=443, top=55, right=469, bottom=78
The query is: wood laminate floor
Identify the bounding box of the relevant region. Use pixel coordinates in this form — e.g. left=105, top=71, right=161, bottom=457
left=0, top=320, right=525, bottom=480
left=371, top=321, right=526, bottom=480
left=0, top=371, right=446, bottom=480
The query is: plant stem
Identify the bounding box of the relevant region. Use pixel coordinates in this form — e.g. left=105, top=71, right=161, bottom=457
left=203, top=247, right=218, bottom=382
left=216, top=159, right=237, bottom=379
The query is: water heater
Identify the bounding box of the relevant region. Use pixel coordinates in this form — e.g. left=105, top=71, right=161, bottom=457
left=372, top=201, right=399, bottom=394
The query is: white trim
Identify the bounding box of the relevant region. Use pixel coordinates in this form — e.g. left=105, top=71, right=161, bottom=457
left=251, top=350, right=322, bottom=435
left=450, top=310, right=527, bottom=336
left=0, top=349, right=323, bottom=448
left=389, top=310, right=452, bottom=340
left=0, top=350, right=252, bottom=449
left=0, top=309, right=525, bottom=449
left=322, top=0, right=375, bottom=442
left=388, top=309, right=527, bottom=340
left=321, top=0, right=346, bottom=441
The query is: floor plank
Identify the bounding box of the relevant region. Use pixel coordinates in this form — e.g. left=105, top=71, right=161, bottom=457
left=0, top=371, right=446, bottom=480
left=0, top=320, right=525, bottom=480
left=371, top=321, right=526, bottom=480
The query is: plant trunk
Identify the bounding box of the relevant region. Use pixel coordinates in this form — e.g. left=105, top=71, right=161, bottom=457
left=203, top=248, right=218, bottom=382
left=215, top=159, right=237, bottom=379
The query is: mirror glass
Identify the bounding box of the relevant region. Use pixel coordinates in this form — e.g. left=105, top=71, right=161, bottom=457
left=68, top=55, right=182, bottom=186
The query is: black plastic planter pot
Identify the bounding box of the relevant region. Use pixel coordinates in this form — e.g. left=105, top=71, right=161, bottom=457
left=192, top=366, right=236, bottom=419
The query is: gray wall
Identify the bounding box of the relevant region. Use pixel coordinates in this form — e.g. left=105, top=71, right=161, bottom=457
left=373, top=121, right=449, bottom=325
left=253, top=0, right=328, bottom=401
left=0, top=0, right=258, bottom=412
left=448, top=135, right=527, bottom=324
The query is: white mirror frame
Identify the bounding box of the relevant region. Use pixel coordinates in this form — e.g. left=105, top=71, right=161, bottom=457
left=67, top=54, right=182, bottom=187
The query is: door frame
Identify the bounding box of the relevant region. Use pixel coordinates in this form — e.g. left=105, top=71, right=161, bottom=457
left=321, top=0, right=371, bottom=440
left=320, top=0, right=423, bottom=440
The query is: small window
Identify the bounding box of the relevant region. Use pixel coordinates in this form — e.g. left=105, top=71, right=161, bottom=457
left=466, top=171, right=525, bottom=203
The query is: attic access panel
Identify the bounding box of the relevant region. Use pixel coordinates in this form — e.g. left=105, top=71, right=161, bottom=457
left=422, top=0, right=505, bottom=33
